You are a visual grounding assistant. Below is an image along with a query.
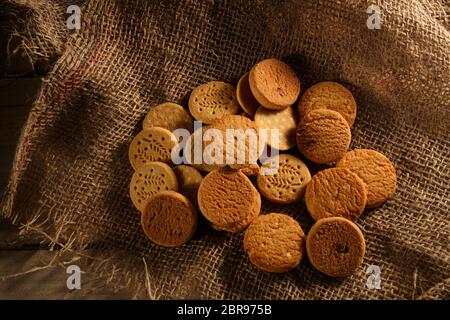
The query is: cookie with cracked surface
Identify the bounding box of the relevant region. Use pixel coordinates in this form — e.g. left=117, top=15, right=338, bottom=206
left=236, top=72, right=259, bottom=117
left=254, top=106, right=299, bottom=151
left=198, top=168, right=261, bottom=231
left=172, top=165, right=203, bottom=207
left=129, top=162, right=178, bottom=212
left=257, top=154, right=311, bottom=204
left=129, top=127, right=178, bottom=170
left=143, top=102, right=194, bottom=134
left=298, top=82, right=357, bottom=126
left=296, top=109, right=351, bottom=164
left=306, top=217, right=365, bottom=277
left=211, top=190, right=261, bottom=233
left=244, top=213, right=306, bottom=273
left=305, top=167, right=367, bottom=221
left=336, top=149, right=397, bottom=208
left=189, top=81, right=240, bottom=124
left=141, top=191, right=197, bottom=247
left=249, top=58, right=300, bottom=110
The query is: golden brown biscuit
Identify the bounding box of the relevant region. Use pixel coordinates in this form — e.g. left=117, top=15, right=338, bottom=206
left=141, top=191, right=197, bottom=247
left=236, top=72, right=259, bottom=117
left=306, top=217, right=365, bottom=277
left=212, top=190, right=261, bottom=233
left=257, top=154, right=311, bottom=204
left=254, top=106, right=299, bottom=151
left=129, top=127, right=178, bottom=170
left=129, top=162, right=178, bottom=212
left=298, top=82, right=357, bottom=126
left=198, top=168, right=261, bottom=231
left=189, top=81, right=240, bottom=124
left=336, top=149, right=397, bottom=208
left=249, top=59, right=300, bottom=110
left=296, top=109, right=351, bottom=164
left=143, top=102, right=194, bottom=133
left=172, top=165, right=203, bottom=207
left=244, top=213, right=306, bottom=273
left=305, top=168, right=367, bottom=221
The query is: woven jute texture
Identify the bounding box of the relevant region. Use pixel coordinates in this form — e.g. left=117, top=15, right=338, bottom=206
left=1, top=0, right=449, bottom=299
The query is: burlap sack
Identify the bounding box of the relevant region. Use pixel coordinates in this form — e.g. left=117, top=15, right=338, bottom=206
left=1, top=0, right=449, bottom=299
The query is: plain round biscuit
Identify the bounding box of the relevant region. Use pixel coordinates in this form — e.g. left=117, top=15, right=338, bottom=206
left=336, top=149, right=397, bottom=208
left=254, top=106, right=299, bottom=151
left=249, top=59, right=300, bottom=110
left=305, top=167, right=367, bottom=221
left=236, top=72, right=259, bottom=117
left=296, top=109, right=351, bottom=164
left=172, top=165, right=203, bottom=207
left=141, top=191, right=197, bottom=247
left=257, top=154, right=311, bottom=204
left=129, top=127, right=178, bottom=170
left=244, top=213, right=306, bottom=273
left=298, top=82, right=357, bottom=126
left=306, top=217, right=365, bottom=277
left=189, top=81, right=240, bottom=124
left=129, top=162, right=178, bottom=212
left=143, top=102, right=194, bottom=134
left=198, top=168, right=261, bottom=228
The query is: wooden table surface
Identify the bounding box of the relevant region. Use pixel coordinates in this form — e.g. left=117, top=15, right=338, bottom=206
left=0, top=43, right=133, bottom=299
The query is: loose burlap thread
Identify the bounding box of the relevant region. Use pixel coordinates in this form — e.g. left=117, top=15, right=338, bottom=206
left=1, top=0, right=449, bottom=299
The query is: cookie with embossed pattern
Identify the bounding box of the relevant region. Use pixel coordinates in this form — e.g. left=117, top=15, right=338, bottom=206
left=257, top=154, right=311, bottom=204
left=189, top=81, right=240, bottom=124
left=129, top=127, right=178, bottom=170
left=129, top=162, right=178, bottom=212
left=244, top=213, right=306, bottom=273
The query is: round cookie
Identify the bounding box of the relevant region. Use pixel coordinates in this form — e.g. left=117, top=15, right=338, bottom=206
left=172, top=165, right=203, bottom=206
left=298, top=81, right=357, bottom=126
left=143, top=102, right=194, bottom=134
left=198, top=168, right=261, bottom=231
left=336, top=149, right=397, bottom=208
left=129, top=127, right=178, bottom=170
left=244, top=213, right=306, bottom=273
left=189, top=81, right=240, bottom=124
left=254, top=106, right=299, bottom=151
left=249, top=58, right=300, bottom=110
left=129, top=162, right=178, bottom=212
left=212, top=190, right=261, bottom=233
left=257, top=154, right=311, bottom=204
left=305, top=168, right=367, bottom=221
left=306, top=217, right=366, bottom=277
left=296, top=109, right=351, bottom=164
left=236, top=72, right=259, bottom=117
left=141, top=191, right=197, bottom=247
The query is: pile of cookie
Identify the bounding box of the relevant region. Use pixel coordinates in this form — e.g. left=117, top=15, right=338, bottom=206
left=128, top=58, right=397, bottom=277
